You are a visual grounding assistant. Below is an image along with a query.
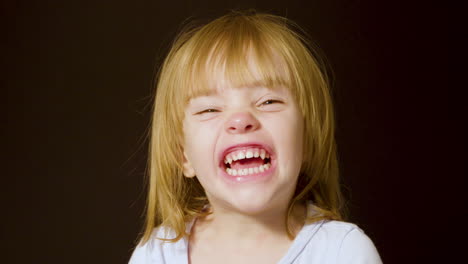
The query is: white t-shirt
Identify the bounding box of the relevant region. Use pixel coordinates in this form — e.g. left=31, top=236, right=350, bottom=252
left=129, top=207, right=382, bottom=264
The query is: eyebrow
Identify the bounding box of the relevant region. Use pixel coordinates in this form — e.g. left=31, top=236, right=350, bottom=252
left=195, top=89, right=219, bottom=97
left=186, top=82, right=288, bottom=106
left=186, top=90, right=219, bottom=105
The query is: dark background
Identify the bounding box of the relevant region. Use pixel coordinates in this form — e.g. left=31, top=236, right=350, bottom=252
left=4, top=0, right=458, bottom=263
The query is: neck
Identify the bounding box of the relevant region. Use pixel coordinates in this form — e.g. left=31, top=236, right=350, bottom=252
left=192, top=201, right=306, bottom=244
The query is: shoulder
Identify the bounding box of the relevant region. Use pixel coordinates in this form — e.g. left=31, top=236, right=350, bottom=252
left=128, top=227, right=165, bottom=264
left=128, top=226, right=183, bottom=264
left=299, top=220, right=382, bottom=264
left=129, top=219, right=196, bottom=263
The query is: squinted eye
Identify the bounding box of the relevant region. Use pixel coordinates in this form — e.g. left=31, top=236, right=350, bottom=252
left=261, top=99, right=282, bottom=105
left=196, top=109, right=219, bottom=115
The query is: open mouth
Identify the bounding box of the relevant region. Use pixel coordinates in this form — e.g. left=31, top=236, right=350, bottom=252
left=222, top=147, right=272, bottom=176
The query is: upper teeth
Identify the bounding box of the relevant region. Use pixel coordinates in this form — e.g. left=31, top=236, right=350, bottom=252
left=224, top=148, right=270, bottom=164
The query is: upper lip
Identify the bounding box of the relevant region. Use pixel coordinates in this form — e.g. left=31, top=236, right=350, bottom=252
left=218, top=142, right=275, bottom=167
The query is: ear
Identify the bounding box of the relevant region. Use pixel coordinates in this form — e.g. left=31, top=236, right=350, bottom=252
left=182, top=151, right=196, bottom=178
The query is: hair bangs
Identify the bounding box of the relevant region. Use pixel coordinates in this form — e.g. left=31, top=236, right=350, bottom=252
left=181, top=18, right=295, bottom=103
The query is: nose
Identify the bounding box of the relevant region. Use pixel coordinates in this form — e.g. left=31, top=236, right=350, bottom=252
left=225, top=112, right=260, bottom=134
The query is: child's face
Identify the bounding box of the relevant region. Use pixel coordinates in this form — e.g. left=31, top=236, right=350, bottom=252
left=182, top=82, right=304, bottom=214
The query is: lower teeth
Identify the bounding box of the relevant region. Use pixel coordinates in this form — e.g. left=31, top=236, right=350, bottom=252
left=226, top=163, right=271, bottom=176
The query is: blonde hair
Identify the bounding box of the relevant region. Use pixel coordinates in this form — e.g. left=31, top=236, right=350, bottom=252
left=142, top=10, right=344, bottom=243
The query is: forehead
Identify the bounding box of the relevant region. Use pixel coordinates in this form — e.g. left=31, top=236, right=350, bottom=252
left=183, top=47, right=293, bottom=104
left=187, top=84, right=287, bottom=103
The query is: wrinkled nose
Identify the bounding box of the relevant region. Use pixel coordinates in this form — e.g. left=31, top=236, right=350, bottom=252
left=225, top=112, right=260, bottom=134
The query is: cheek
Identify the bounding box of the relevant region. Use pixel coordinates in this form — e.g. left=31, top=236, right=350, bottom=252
left=182, top=121, right=202, bottom=166
left=182, top=119, right=222, bottom=171
left=273, top=110, right=304, bottom=172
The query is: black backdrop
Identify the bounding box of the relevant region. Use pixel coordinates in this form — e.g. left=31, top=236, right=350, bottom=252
left=4, top=0, right=458, bottom=263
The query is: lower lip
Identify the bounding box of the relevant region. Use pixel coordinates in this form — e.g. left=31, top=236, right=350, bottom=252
left=220, top=160, right=276, bottom=184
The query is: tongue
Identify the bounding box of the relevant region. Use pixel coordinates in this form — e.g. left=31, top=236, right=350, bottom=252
left=230, top=157, right=264, bottom=170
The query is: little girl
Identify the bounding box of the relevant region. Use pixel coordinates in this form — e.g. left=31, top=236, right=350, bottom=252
left=130, top=10, right=382, bottom=264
